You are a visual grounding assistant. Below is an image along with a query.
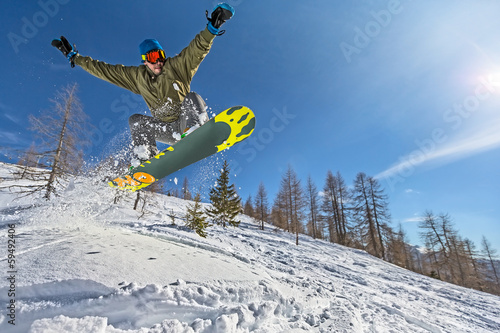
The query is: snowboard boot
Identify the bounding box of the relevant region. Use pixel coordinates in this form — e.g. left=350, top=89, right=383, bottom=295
left=179, top=92, right=209, bottom=139
left=129, top=145, right=159, bottom=170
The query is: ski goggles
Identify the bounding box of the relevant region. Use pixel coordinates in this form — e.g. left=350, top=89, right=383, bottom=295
left=142, top=49, right=166, bottom=64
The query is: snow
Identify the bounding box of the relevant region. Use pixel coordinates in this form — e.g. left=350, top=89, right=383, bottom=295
left=172, top=132, right=182, bottom=142
left=133, top=145, right=154, bottom=160
left=0, top=162, right=499, bottom=333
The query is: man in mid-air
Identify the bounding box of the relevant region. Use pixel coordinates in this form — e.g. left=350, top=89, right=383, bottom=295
left=52, top=3, right=234, bottom=167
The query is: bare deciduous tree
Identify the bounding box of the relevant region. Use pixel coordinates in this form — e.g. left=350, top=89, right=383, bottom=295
left=352, top=173, right=390, bottom=258
left=275, top=165, right=305, bottom=245
left=182, top=177, right=191, bottom=200
left=305, top=175, right=321, bottom=239
left=5, top=83, right=91, bottom=199
left=482, top=236, right=500, bottom=293
left=254, top=182, right=269, bottom=230
left=243, top=195, right=254, bottom=218
left=322, top=171, right=351, bottom=245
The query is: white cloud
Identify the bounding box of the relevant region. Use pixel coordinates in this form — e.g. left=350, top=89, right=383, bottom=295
left=0, top=102, right=23, bottom=125
left=402, top=216, right=424, bottom=224
left=375, top=120, right=500, bottom=180
left=4, top=113, right=22, bottom=125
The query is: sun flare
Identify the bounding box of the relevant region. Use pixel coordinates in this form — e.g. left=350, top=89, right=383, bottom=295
left=487, top=73, right=500, bottom=86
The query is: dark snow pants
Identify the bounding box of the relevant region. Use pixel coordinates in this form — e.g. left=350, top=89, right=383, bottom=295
left=128, top=92, right=208, bottom=159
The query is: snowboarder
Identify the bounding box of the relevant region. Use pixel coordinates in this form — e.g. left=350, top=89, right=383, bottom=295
left=52, top=3, right=234, bottom=167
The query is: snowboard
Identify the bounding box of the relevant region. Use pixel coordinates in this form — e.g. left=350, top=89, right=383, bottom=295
left=108, top=106, right=255, bottom=192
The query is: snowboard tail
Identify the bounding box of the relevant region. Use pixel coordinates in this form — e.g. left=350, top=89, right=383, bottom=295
left=109, top=106, right=255, bottom=192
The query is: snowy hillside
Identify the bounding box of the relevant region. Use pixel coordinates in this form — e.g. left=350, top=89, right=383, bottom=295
left=0, top=162, right=499, bottom=333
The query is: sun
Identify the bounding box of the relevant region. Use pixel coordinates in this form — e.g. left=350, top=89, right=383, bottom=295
left=487, top=73, right=500, bottom=86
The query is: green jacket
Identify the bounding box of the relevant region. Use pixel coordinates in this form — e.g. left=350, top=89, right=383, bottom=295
left=74, top=28, right=216, bottom=123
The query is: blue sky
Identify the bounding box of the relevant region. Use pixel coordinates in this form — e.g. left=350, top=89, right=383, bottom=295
left=1, top=1, right=499, bottom=252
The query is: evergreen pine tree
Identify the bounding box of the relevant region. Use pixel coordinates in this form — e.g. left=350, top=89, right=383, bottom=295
left=186, top=193, right=210, bottom=237
left=205, top=160, right=242, bottom=228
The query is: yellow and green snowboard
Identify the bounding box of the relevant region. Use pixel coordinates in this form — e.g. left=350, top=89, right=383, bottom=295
left=109, top=106, right=255, bottom=192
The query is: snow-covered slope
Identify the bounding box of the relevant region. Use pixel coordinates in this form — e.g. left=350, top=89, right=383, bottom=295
left=0, top=163, right=499, bottom=333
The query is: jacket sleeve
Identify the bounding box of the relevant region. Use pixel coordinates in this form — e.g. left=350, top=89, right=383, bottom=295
left=168, top=27, right=216, bottom=86
left=73, top=55, right=141, bottom=95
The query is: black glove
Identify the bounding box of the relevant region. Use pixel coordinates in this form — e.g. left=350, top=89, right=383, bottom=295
left=51, top=36, right=78, bottom=68
left=206, top=3, right=234, bottom=36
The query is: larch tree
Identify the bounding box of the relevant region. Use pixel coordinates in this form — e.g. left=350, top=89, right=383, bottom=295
left=279, top=165, right=305, bottom=245
left=182, top=176, right=192, bottom=200
left=322, top=171, right=350, bottom=245
left=254, top=182, right=269, bottom=230
left=419, top=211, right=446, bottom=280
left=305, top=175, right=321, bottom=239
left=243, top=194, right=254, bottom=218
left=463, top=238, right=483, bottom=290
left=15, top=143, right=43, bottom=180
left=26, top=83, right=91, bottom=199
left=352, top=172, right=390, bottom=258
left=435, top=213, right=467, bottom=285
left=389, top=223, right=414, bottom=270
left=271, top=189, right=288, bottom=231
left=418, top=211, right=466, bottom=284
left=481, top=236, right=500, bottom=293
left=366, top=176, right=391, bottom=260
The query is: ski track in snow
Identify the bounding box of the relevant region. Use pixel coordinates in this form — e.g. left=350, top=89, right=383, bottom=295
left=0, top=162, right=499, bottom=333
